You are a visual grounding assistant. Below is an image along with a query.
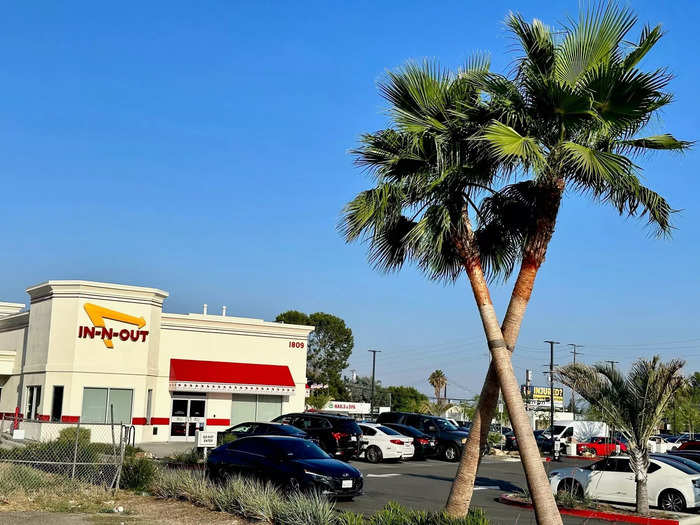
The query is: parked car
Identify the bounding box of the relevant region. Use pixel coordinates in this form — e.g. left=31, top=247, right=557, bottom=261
left=207, top=436, right=363, bottom=498
left=381, top=423, right=438, bottom=459
left=678, top=441, right=700, bottom=451
left=669, top=434, right=695, bottom=449
left=576, top=437, right=627, bottom=456
left=376, top=411, right=469, bottom=461
left=447, top=418, right=472, bottom=433
left=358, top=423, right=414, bottom=463
left=506, top=429, right=545, bottom=451
left=272, top=412, right=363, bottom=460
left=652, top=453, right=700, bottom=474
left=649, top=435, right=675, bottom=453
left=217, top=421, right=315, bottom=445
left=548, top=455, right=700, bottom=512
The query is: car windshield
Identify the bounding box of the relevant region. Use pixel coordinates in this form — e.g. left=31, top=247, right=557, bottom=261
left=548, top=425, right=567, bottom=436
left=278, top=439, right=330, bottom=460
left=332, top=419, right=362, bottom=434
left=378, top=425, right=401, bottom=436
left=435, top=418, right=458, bottom=431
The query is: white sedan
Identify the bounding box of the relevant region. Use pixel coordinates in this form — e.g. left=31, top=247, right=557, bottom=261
left=649, top=436, right=675, bottom=453
left=549, top=455, right=700, bottom=512
left=358, top=423, right=415, bottom=463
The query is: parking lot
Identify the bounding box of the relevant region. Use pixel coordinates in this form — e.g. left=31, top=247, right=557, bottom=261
left=337, top=456, right=610, bottom=525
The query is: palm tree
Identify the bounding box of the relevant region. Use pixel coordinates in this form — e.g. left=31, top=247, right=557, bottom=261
left=420, top=399, right=455, bottom=416
left=429, top=370, right=448, bottom=401
left=557, top=357, right=686, bottom=515
left=341, top=60, right=564, bottom=523
left=447, top=3, right=690, bottom=515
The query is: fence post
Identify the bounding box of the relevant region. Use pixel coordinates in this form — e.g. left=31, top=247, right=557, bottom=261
left=71, top=419, right=81, bottom=480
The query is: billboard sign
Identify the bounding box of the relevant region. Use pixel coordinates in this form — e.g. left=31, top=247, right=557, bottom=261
left=521, top=385, right=564, bottom=408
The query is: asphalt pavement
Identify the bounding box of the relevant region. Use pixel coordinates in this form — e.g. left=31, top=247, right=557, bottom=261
left=336, top=456, right=611, bottom=524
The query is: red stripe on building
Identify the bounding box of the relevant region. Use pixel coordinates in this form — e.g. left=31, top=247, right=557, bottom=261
left=37, top=414, right=50, bottom=421
left=150, top=417, right=170, bottom=425
left=61, top=415, right=79, bottom=423
left=206, top=418, right=230, bottom=426
left=169, top=358, right=295, bottom=387
left=132, top=417, right=147, bottom=425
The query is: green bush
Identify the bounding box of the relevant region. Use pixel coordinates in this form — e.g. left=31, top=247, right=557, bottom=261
left=169, top=447, right=202, bottom=464
left=120, top=457, right=158, bottom=491
left=148, top=470, right=490, bottom=525
left=57, top=427, right=91, bottom=444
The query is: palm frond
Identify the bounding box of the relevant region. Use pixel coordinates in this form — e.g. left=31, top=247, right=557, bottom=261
left=506, top=12, right=555, bottom=77
left=616, top=134, right=694, bottom=155
left=555, top=2, right=637, bottom=87
left=623, top=24, right=664, bottom=71
left=480, top=121, right=546, bottom=169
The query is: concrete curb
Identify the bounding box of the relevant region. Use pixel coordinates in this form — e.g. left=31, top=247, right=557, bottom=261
left=498, top=493, right=694, bottom=525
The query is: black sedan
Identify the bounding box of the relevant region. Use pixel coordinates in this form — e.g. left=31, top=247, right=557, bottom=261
left=382, top=422, right=438, bottom=459
left=207, top=436, right=363, bottom=498
left=217, top=421, right=315, bottom=445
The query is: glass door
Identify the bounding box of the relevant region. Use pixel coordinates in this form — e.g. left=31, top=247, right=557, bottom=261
left=170, top=397, right=206, bottom=441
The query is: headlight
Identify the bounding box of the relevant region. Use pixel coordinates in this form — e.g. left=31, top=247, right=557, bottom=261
left=461, top=438, right=467, bottom=444
left=304, top=470, right=331, bottom=481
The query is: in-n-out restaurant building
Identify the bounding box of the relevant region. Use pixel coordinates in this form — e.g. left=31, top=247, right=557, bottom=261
left=0, top=280, right=313, bottom=443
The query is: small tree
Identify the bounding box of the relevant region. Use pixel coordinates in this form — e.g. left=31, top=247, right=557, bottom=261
left=306, top=391, right=332, bottom=411
left=557, top=357, right=686, bottom=515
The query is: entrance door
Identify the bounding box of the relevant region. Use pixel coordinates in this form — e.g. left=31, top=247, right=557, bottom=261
left=170, top=397, right=206, bottom=441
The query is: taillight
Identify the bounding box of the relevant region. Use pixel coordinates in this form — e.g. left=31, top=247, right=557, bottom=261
left=417, top=438, right=429, bottom=445
left=390, top=439, right=404, bottom=445
left=332, top=432, right=349, bottom=441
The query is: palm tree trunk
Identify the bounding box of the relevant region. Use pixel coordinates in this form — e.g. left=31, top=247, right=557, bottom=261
left=446, top=180, right=564, bottom=517
left=462, top=256, right=561, bottom=524
left=630, top=448, right=650, bottom=515
left=445, top=263, right=538, bottom=515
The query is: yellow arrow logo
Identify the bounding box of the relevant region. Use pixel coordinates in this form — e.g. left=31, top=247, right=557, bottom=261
left=84, top=303, right=147, bottom=349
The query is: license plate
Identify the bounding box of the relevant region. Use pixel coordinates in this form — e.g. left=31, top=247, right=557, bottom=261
left=341, top=479, right=353, bottom=488
left=350, top=436, right=356, bottom=441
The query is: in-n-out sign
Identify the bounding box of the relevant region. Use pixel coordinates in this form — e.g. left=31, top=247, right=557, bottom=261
left=78, top=303, right=149, bottom=349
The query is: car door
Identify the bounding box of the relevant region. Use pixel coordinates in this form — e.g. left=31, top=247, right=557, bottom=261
left=596, top=457, right=635, bottom=503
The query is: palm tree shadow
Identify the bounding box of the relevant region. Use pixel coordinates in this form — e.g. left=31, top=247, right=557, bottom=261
left=404, top=473, right=521, bottom=492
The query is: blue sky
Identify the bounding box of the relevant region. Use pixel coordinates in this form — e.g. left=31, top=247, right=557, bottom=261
left=1, top=1, right=699, bottom=400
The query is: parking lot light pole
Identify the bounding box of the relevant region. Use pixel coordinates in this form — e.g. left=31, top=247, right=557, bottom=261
left=368, top=350, right=381, bottom=417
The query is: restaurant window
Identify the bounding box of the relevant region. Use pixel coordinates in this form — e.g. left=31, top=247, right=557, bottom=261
left=81, top=387, right=133, bottom=424
left=26, top=385, right=42, bottom=420
left=230, top=394, right=283, bottom=426
left=51, top=386, right=64, bottom=422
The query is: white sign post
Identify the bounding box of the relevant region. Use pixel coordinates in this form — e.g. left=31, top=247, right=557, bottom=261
left=196, top=430, right=218, bottom=467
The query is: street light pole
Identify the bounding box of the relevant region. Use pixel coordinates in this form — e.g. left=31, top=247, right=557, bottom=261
left=368, top=350, right=381, bottom=417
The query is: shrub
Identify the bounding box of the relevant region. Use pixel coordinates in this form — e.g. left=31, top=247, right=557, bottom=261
left=275, top=489, right=337, bottom=525
left=120, top=457, right=158, bottom=491
left=235, top=477, right=283, bottom=521
left=364, top=501, right=489, bottom=525
left=170, top=447, right=202, bottom=465
left=57, top=427, right=91, bottom=444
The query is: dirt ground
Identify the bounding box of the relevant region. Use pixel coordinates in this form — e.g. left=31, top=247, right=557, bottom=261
left=0, top=494, right=248, bottom=524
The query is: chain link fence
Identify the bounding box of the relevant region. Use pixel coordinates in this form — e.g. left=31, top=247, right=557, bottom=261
left=0, top=415, right=130, bottom=489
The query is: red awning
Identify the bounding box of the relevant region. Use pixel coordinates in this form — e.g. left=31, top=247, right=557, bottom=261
left=169, top=358, right=296, bottom=395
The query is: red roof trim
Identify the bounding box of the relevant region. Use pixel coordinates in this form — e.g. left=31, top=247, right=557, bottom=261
left=169, top=359, right=295, bottom=388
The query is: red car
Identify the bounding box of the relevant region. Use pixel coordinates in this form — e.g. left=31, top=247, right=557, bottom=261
left=576, top=436, right=627, bottom=456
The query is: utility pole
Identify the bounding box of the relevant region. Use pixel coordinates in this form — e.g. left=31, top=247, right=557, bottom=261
left=368, top=350, right=381, bottom=417
left=568, top=344, right=583, bottom=418
left=604, top=360, right=620, bottom=370
left=545, top=340, right=560, bottom=454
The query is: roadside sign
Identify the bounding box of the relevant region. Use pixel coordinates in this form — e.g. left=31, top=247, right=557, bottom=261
left=196, top=430, right=217, bottom=448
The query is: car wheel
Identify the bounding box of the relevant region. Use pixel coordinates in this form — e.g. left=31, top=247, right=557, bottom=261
left=557, top=479, right=583, bottom=499
left=444, top=444, right=460, bottom=462
left=659, top=489, right=686, bottom=512
left=365, top=445, right=383, bottom=464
